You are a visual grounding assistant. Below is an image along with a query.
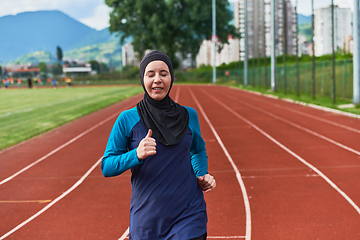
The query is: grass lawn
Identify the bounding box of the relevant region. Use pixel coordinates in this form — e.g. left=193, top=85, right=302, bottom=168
left=0, top=86, right=143, bottom=150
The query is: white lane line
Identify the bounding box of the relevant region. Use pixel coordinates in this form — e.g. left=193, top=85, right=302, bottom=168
left=118, top=227, right=129, bottom=240
left=202, top=90, right=360, bottom=215
left=223, top=93, right=360, bottom=157
left=174, top=85, right=181, bottom=102
left=0, top=102, right=136, bottom=186
left=229, top=90, right=360, bottom=134
left=272, top=103, right=360, bottom=134
left=119, top=235, right=245, bottom=239
left=188, top=88, right=252, bottom=240
left=208, top=237, right=245, bottom=239
left=0, top=157, right=102, bottom=240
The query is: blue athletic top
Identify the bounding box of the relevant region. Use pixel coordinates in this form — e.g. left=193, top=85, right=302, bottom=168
left=101, top=106, right=208, bottom=240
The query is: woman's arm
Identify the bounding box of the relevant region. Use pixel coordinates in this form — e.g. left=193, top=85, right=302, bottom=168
left=187, top=106, right=216, bottom=192
left=101, top=111, right=143, bottom=177
left=187, top=107, right=208, bottom=177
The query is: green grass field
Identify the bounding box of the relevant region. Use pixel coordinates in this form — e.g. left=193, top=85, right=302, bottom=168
left=0, top=86, right=143, bottom=150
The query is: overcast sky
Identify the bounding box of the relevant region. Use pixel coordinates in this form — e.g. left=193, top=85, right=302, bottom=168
left=0, top=0, right=355, bottom=31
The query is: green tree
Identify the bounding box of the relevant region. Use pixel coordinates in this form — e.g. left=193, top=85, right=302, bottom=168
left=52, top=63, right=62, bottom=76
left=106, top=0, right=237, bottom=67
left=56, top=46, right=63, bottom=64
left=38, top=62, right=47, bottom=73
left=89, top=60, right=100, bottom=73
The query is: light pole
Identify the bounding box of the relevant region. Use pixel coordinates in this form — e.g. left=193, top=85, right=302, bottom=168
left=244, top=0, right=249, bottom=86
left=271, top=0, right=276, bottom=91
left=295, top=0, right=300, bottom=97
left=311, top=0, right=315, bottom=99
left=282, top=0, right=287, bottom=94
left=212, top=0, right=217, bottom=84
left=331, top=0, right=336, bottom=103
left=354, top=0, right=360, bottom=104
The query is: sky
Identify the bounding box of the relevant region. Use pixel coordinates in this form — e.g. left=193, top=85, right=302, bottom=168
left=0, top=0, right=355, bottom=31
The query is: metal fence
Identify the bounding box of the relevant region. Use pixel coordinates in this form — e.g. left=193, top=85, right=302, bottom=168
left=176, top=59, right=353, bottom=100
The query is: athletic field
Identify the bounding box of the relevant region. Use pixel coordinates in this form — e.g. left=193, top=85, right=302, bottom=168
left=0, top=86, right=143, bottom=150
left=1, top=85, right=360, bottom=239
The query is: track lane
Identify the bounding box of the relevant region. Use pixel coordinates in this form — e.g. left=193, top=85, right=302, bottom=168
left=189, top=85, right=360, bottom=239
left=203, top=86, right=360, bottom=208
left=178, top=86, right=248, bottom=238
left=0, top=94, right=142, bottom=238
left=2, top=85, right=360, bottom=239
left=218, top=87, right=360, bottom=152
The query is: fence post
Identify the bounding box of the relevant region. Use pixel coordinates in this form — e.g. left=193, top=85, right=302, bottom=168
left=354, top=0, right=360, bottom=104
left=343, top=59, right=347, bottom=99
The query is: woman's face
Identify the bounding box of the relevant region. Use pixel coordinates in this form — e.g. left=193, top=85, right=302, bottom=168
left=143, top=60, right=171, bottom=101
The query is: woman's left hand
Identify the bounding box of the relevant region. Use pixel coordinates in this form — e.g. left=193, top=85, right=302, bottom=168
left=197, top=174, right=216, bottom=193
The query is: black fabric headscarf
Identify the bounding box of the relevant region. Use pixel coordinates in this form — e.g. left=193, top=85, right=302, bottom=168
left=136, top=50, right=189, bottom=146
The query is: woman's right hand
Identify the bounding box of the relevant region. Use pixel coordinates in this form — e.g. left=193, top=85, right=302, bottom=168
left=137, top=129, right=157, bottom=160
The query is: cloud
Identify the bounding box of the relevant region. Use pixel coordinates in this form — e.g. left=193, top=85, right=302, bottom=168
left=79, top=4, right=112, bottom=30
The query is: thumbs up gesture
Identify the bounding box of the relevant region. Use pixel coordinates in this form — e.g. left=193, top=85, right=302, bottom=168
left=136, top=129, right=157, bottom=160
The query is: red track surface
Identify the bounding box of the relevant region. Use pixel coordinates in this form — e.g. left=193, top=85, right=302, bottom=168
left=1, top=85, right=360, bottom=239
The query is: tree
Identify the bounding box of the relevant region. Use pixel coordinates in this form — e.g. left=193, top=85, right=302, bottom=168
left=52, top=63, right=62, bottom=76
left=105, top=0, right=237, bottom=68
left=89, top=60, right=100, bottom=73
left=56, top=46, right=63, bottom=64
left=38, top=62, right=47, bottom=73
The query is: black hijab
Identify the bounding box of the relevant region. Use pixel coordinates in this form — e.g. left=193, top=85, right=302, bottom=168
left=136, top=50, right=189, bottom=146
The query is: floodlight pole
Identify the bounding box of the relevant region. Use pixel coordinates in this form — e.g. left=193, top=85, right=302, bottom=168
left=212, top=0, right=217, bottom=84
left=282, top=0, right=287, bottom=94
left=271, top=0, right=276, bottom=91
left=311, top=0, right=315, bottom=99
left=354, top=0, right=360, bottom=104
left=244, top=0, right=249, bottom=86
left=295, top=0, right=300, bottom=97
left=331, top=0, right=336, bottom=103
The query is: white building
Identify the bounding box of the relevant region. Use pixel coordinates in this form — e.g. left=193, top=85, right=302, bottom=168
left=63, top=63, right=92, bottom=74
left=196, top=37, right=238, bottom=67
left=234, top=0, right=266, bottom=60
left=314, top=5, right=352, bottom=56
left=122, top=43, right=138, bottom=67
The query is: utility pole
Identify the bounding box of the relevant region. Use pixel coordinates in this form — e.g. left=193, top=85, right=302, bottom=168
left=212, top=0, right=217, bottom=84
left=331, top=0, right=336, bottom=103
left=257, top=0, right=262, bottom=88
left=354, top=0, right=360, bottom=104
left=263, top=0, right=269, bottom=89
left=271, top=0, right=276, bottom=91
left=252, top=0, right=256, bottom=87
left=282, top=0, right=287, bottom=94
left=295, top=0, right=300, bottom=97
left=311, top=0, right=315, bottom=99
left=244, top=0, right=249, bottom=86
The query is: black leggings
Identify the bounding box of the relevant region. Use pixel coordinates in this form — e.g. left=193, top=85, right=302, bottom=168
left=190, top=233, right=207, bottom=240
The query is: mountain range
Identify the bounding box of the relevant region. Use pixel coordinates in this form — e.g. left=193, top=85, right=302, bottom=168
left=298, top=14, right=311, bottom=26
left=0, top=10, right=120, bottom=64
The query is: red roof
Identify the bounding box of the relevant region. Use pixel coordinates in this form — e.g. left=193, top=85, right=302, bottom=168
left=6, top=67, right=40, bottom=73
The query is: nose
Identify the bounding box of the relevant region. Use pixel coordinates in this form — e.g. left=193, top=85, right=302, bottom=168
left=154, top=73, right=162, bottom=83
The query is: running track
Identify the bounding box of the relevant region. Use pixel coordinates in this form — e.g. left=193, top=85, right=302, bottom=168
left=1, top=85, right=360, bottom=239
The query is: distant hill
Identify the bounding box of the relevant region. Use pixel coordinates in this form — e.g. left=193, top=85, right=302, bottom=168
left=297, top=14, right=312, bottom=41
left=298, top=14, right=312, bottom=26
left=0, top=10, right=117, bottom=63
left=7, top=41, right=123, bottom=69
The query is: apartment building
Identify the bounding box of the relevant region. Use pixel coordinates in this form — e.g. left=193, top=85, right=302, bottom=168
left=196, top=0, right=297, bottom=67
left=314, top=5, right=352, bottom=56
